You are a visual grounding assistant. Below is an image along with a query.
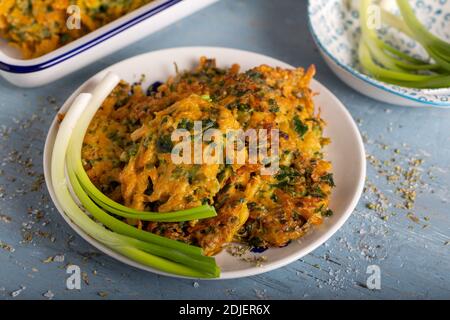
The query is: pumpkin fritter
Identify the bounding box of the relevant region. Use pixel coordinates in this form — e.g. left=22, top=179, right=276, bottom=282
left=0, top=0, right=155, bottom=59
left=81, top=57, right=334, bottom=256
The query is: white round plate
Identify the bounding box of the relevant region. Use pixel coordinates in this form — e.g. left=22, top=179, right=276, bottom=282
left=43, top=47, right=366, bottom=279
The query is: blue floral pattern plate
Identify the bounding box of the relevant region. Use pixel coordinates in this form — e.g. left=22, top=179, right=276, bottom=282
left=308, top=0, right=450, bottom=107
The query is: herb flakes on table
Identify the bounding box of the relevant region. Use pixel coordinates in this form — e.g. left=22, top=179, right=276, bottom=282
left=0, top=240, right=15, bottom=253
left=225, top=244, right=268, bottom=267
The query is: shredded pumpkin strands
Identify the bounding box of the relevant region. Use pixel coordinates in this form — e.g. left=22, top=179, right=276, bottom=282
left=81, top=58, right=335, bottom=257
left=51, top=73, right=219, bottom=278
left=0, top=0, right=155, bottom=59
left=51, top=56, right=335, bottom=276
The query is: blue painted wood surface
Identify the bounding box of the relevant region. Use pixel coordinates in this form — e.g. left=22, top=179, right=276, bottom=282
left=0, top=0, right=448, bottom=299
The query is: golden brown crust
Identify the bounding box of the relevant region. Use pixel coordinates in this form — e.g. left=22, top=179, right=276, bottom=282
left=82, top=58, right=334, bottom=255
left=0, top=0, right=155, bottom=59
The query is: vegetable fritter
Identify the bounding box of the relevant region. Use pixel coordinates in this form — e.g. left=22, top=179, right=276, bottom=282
left=81, top=57, right=334, bottom=256
left=0, top=0, right=154, bottom=59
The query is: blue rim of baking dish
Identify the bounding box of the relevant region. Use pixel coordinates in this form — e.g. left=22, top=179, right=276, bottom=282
left=306, top=0, right=450, bottom=107
left=0, top=0, right=181, bottom=74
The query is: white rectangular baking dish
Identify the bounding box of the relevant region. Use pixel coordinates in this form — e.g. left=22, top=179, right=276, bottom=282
left=0, top=0, right=219, bottom=88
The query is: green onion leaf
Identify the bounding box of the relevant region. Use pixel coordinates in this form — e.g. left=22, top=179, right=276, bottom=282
left=358, top=0, right=450, bottom=88
left=50, top=73, right=220, bottom=278
left=51, top=91, right=217, bottom=278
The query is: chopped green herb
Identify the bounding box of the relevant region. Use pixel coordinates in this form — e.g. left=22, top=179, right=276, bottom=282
left=322, top=209, right=333, bottom=217
left=156, top=135, right=173, bottom=153
left=320, top=173, right=335, bottom=187
left=202, top=119, right=218, bottom=131
left=293, top=116, right=308, bottom=138
left=127, top=143, right=139, bottom=157
left=177, top=119, right=194, bottom=131
left=237, top=103, right=251, bottom=112
left=201, top=95, right=213, bottom=102
left=271, top=193, right=279, bottom=203
left=268, top=99, right=279, bottom=113
left=308, top=186, right=326, bottom=198
left=245, top=70, right=263, bottom=80
left=276, top=166, right=299, bottom=181
left=248, top=237, right=264, bottom=248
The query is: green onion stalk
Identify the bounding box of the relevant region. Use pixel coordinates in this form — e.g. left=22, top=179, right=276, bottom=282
left=51, top=74, right=220, bottom=278
left=67, top=75, right=216, bottom=222
left=358, top=0, right=450, bottom=88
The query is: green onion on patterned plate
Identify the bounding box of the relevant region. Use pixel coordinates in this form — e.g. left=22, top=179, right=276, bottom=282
left=358, top=0, right=450, bottom=88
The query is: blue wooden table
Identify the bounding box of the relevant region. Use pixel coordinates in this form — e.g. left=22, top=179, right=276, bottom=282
left=0, top=0, right=449, bottom=300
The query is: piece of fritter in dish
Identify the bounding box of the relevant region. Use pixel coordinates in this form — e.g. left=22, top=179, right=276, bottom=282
left=0, top=0, right=156, bottom=59
left=81, top=57, right=334, bottom=256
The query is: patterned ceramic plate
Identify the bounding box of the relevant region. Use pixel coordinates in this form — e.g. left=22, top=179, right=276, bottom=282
left=308, top=0, right=450, bottom=107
